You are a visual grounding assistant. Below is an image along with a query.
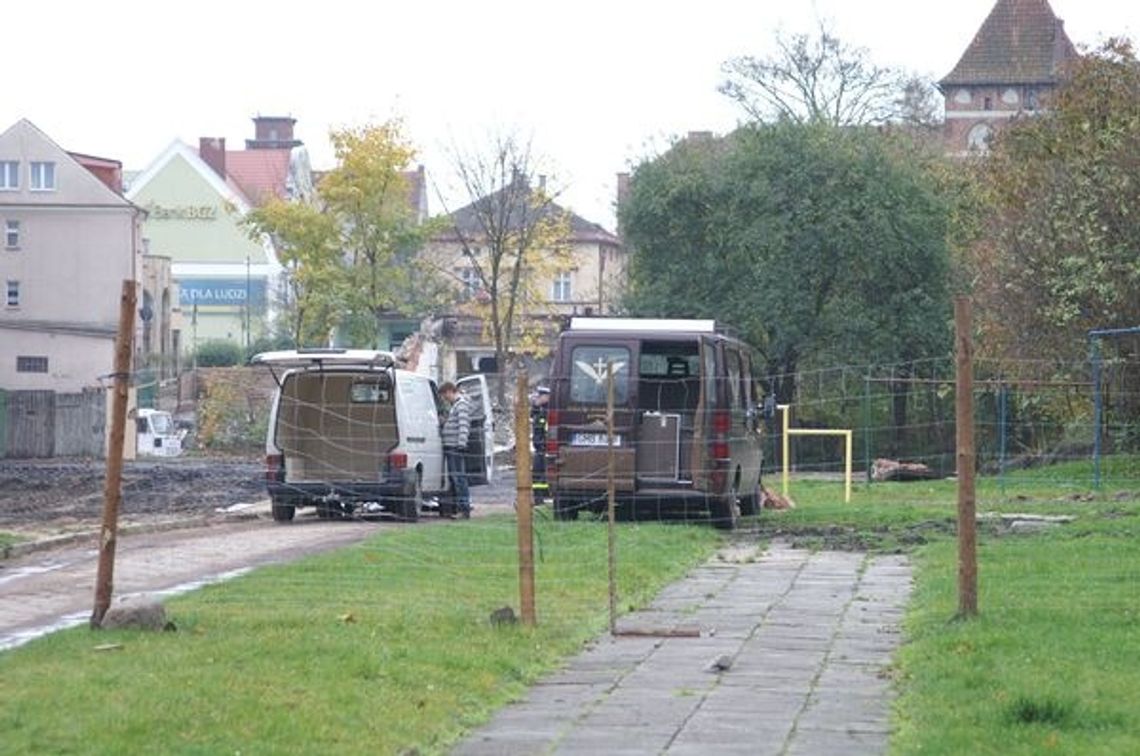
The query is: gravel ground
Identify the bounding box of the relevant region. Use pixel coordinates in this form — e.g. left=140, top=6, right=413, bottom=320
left=0, top=457, right=265, bottom=533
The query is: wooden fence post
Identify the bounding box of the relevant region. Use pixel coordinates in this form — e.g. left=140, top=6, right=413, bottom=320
left=515, top=372, right=536, bottom=626
left=955, top=296, right=978, bottom=618
left=91, top=280, right=136, bottom=628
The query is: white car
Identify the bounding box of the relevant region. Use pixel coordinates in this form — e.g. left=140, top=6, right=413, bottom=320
left=253, top=349, right=493, bottom=522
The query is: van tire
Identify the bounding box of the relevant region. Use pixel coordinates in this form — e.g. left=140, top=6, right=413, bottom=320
left=399, top=473, right=423, bottom=523
left=710, top=489, right=740, bottom=530
left=553, top=495, right=579, bottom=521
left=740, top=482, right=761, bottom=516
left=271, top=500, right=295, bottom=522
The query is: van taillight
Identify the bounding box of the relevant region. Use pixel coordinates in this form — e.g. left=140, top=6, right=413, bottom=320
left=388, top=451, right=408, bottom=470
left=712, top=410, right=731, bottom=435
left=266, top=454, right=284, bottom=482
left=710, top=411, right=732, bottom=460
left=545, top=409, right=559, bottom=456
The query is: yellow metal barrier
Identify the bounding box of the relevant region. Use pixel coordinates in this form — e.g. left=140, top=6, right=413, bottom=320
left=778, top=404, right=852, bottom=503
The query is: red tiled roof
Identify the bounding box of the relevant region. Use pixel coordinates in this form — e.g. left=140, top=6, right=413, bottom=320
left=224, top=149, right=291, bottom=206
left=941, top=0, right=1077, bottom=87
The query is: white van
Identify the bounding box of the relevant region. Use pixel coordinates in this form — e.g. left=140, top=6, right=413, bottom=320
left=135, top=408, right=185, bottom=457
left=253, top=349, right=493, bottom=523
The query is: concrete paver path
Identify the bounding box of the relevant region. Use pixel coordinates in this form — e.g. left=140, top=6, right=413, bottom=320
left=454, top=541, right=912, bottom=755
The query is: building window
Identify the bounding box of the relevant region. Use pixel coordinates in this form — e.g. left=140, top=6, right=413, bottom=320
left=458, top=267, right=481, bottom=301
left=1026, top=88, right=1039, bottom=110
left=983, top=96, right=993, bottom=111
left=6, top=279, right=19, bottom=306
left=4, top=220, right=18, bottom=249
left=552, top=272, right=573, bottom=302
left=967, top=123, right=994, bottom=152
left=29, top=161, right=56, bottom=191
left=16, top=355, right=48, bottom=373
left=0, top=161, right=17, bottom=190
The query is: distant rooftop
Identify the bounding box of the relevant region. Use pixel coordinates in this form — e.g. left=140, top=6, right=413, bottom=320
left=940, top=0, right=1077, bottom=88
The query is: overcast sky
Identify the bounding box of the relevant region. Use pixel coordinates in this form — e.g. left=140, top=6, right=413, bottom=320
left=7, top=0, right=1139, bottom=230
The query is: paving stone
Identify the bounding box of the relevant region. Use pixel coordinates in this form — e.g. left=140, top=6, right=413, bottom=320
left=451, top=542, right=912, bottom=756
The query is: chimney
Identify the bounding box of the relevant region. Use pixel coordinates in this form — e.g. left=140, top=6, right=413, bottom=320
left=199, top=137, right=226, bottom=179
left=538, top=174, right=547, bottom=192
left=247, top=115, right=301, bottom=149
left=616, top=172, right=631, bottom=210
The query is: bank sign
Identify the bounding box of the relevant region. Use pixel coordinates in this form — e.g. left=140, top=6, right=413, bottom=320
left=179, top=278, right=267, bottom=308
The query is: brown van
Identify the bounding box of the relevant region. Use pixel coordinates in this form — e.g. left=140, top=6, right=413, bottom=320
left=544, top=318, right=764, bottom=528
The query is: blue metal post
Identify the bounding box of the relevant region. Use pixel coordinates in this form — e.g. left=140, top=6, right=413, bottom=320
left=1091, top=336, right=1103, bottom=489
left=864, top=372, right=872, bottom=484
left=998, top=383, right=1008, bottom=495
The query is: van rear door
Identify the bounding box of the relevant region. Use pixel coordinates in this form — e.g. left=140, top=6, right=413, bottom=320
left=554, top=341, right=637, bottom=492
left=457, top=374, right=494, bottom=485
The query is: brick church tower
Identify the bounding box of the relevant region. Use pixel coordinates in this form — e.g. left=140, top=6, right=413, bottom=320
left=939, top=0, right=1077, bottom=154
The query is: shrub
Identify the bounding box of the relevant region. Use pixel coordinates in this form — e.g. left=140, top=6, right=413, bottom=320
left=193, top=340, right=244, bottom=368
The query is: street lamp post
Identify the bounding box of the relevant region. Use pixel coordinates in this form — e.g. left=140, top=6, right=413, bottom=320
left=245, top=254, right=251, bottom=352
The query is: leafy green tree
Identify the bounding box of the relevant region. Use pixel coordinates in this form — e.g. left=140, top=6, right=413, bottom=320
left=620, top=123, right=953, bottom=429
left=244, top=199, right=342, bottom=345
left=968, top=39, right=1140, bottom=362
left=245, top=120, right=447, bottom=349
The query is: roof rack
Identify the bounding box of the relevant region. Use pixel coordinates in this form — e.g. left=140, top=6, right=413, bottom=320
left=569, top=317, right=719, bottom=334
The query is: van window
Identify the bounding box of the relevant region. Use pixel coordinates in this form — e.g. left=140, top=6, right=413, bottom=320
left=703, top=341, right=719, bottom=408
left=351, top=379, right=392, bottom=404
left=570, top=346, right=630, bottom=404
left=725, top=349, right=743, bottom=408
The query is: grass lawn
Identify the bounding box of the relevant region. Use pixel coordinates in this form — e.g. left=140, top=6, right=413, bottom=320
left=2, top=455, right=1136, bottom=754
left=0, top=531, right=22, bottom=557
left=768, top=455, right=1140, bottom=754
left=0, top=516, right=721, bottom=755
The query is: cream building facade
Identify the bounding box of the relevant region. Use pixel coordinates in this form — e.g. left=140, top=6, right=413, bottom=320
left=0, top=119, right=144, bottom=391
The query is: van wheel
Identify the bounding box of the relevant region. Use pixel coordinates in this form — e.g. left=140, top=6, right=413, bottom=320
left=553, top=495, right=579, bottom=521
left=740, top=482, right=761, bottom=516
left=710, top=489, right=741, bottom=530
left=271, top=500, right=295, bottom=522
left=399, top=474, right=422, bottom=523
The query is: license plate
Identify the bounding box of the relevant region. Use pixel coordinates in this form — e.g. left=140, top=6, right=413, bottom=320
left=571, top=432, right=621, bottom=447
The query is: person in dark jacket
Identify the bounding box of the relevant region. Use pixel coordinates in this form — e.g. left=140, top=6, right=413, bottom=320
left=530, top=386, right=550, bottom=498
left=440, top=382, right=472, bottom=518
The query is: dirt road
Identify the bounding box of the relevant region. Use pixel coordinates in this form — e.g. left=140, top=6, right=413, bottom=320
left=0, top=517, right=398, bottom=650
left=0, top=466, right=516, bottom=651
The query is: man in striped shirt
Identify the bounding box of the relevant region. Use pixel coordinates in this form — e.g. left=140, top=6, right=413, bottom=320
left=440, top=382, right=472, bottom=518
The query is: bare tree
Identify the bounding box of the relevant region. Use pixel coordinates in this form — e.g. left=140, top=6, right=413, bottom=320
left=435, top=133, right=571, bottom=403
left=720, top=22, right=916, bottom=127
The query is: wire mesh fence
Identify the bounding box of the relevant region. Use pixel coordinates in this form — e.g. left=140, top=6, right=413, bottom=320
left=1, top=345, right=1137, bottom=645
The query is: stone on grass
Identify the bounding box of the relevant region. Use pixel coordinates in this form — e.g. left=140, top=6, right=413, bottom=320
left=100, top=597, right=176, bottom=632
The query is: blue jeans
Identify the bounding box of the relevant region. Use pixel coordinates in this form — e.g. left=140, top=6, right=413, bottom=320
left=444, top=447, right=470, bottom=513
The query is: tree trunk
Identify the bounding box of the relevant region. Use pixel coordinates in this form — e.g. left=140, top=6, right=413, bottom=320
left=890, top=370, right=910, bottom=459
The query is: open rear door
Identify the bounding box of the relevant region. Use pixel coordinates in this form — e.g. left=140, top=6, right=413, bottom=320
left=457, top=374, right=494, bottom=484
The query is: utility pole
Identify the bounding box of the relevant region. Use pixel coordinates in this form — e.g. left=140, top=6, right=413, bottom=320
left=91, top=280, right=136, bottom=628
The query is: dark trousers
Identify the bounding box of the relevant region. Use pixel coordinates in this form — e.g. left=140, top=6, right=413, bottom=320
left=444, top=447, right=470, bottom=513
